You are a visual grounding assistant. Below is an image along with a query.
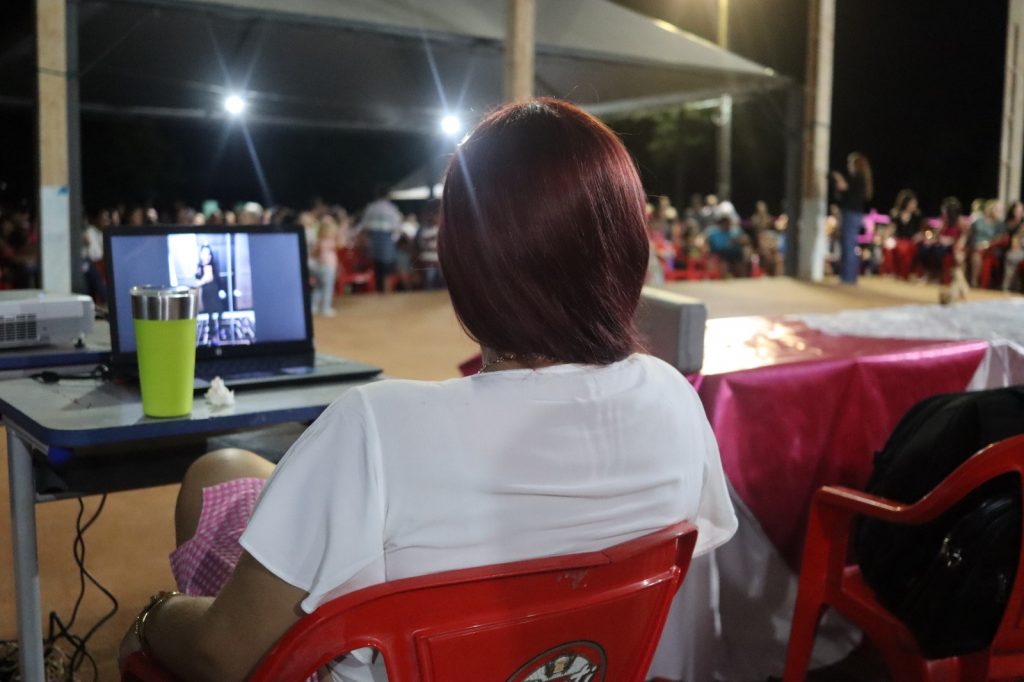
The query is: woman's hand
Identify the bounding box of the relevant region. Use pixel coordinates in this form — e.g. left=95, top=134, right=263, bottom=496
left=831, top=171, right=849, bottom=192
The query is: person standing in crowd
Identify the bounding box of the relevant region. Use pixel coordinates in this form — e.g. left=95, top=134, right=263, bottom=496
left=684, top=193, right=704, bottom=226
left=82, top=208, right=108, bottom=305
left=417, top=199, right=442, bottom=290
left=237, top=202, right=263, bottom=226
left=310, top=216, right=340, bottom=317
left=831, top=152, right=873, bottom=285
left=401, top=212, right=419, bottom=240
left=125, top=206, right=147, bottom=227
left=700, top=194, right=719, bottom=230
left=356, top=185, right=402, bottom=292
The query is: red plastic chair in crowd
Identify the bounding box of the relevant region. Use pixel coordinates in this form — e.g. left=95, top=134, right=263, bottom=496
left=891, top=239, right=918, bottom=280
left=335, top=247, right=376, bottom=294
left=665, top=249, right=723, bottom=281
left=123, top=521, right=698, bottom=682
left=783, top=435, right=1024, bottom=682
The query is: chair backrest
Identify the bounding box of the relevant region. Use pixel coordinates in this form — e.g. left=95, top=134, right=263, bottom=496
left=866, top=434, right=1024, bottom=662
left=251, top=521, right=698, bottom=682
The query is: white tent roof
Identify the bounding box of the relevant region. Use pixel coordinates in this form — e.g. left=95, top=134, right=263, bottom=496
left=2, top=0, right=782, bottom=134
left=178, top=0, right=774, bottom=77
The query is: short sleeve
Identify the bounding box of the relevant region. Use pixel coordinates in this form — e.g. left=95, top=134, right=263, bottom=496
left=692, top=406, right=739, bottom=557
left=239, top=387, right=386, bottom=613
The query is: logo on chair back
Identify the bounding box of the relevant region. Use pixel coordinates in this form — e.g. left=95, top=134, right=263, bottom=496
left=506, top=641, right=606, bottom=682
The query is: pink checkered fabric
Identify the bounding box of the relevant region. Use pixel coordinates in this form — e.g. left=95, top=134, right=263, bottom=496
left=170, top=477, right=266, bottom=596
left=169, top=477, right=323, bottom=681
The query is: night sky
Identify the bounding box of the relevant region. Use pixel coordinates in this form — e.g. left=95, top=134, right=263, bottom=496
left=0, top=1, right=1012, bottom=216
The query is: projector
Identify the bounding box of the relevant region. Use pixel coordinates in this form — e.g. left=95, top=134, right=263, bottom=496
left=0, top=290, right=95, bottom=349
left=636, top=287, right=707, bottom=374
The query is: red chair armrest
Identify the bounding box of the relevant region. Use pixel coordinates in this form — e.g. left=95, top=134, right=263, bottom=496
left=813, top=486, right=908, bottom=520
left=121, top=651, right=180, bottom=682
left=816, top=436, right=1024, bottom=528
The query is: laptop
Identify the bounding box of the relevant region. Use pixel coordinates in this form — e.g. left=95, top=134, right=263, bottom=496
left=105, top=224, right=382, bottom=390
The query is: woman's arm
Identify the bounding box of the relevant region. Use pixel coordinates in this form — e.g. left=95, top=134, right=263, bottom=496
left=195, top=263, right=214, bottom=286
left=141, top=552, right=306, bottom=682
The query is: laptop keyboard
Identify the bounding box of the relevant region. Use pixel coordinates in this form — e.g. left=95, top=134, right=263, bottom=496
left=195, top=355, right=321, bottom=381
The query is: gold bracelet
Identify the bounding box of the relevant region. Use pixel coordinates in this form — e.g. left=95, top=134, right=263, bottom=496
left=134, top=590, right=183, bottom=657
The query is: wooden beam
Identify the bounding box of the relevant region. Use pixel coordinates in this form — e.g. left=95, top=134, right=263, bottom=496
left=504, top=0, right=535, bottom=103
left=1000, top=0, right=1024, bottom=204
left=797, top=0, right=835, bottom=282
left=37, top=0, right=75, bottom=293
left=716, top=0, right=732, bottom=200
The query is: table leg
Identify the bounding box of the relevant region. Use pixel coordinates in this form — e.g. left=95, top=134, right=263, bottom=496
left=7, top=429, right=44, bottom=682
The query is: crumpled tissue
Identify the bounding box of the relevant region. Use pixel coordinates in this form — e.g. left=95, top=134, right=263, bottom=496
left=204, top=376, right=235, bottom=407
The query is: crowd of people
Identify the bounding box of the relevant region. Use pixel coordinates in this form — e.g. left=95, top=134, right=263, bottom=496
left=4, top=172, right=1023, bottom=313
left=645, top=193, right=789, bottom=284
left=826, top=151, right=1024, bottom=297
left=821, top=189, right=1024, bottom=297
left=0, top=192, right=445, bottom=316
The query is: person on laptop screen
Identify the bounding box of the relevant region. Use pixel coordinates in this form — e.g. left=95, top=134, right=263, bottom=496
left=120, top=99, right=737, bottom=681
left=193, top=244, right=228, bottom=344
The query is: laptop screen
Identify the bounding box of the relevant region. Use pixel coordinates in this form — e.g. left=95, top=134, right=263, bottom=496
left=106, top=225, right=312, bottom=360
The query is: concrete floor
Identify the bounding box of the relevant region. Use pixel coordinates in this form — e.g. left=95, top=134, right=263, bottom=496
left=0, top=276, right=1014, bottom=680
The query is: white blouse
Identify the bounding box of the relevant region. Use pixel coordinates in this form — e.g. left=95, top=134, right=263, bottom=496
left=240, top=353, right=737, bottom=681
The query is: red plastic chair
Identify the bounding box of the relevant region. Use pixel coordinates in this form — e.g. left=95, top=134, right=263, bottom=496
left=335, top=247, right=376, bottom=294
left=123, top=521, right=698, bottom=682
left=783, top=435, right=1024, bottom=682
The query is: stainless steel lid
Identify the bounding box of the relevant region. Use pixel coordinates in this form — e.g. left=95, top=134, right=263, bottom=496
left=130, top=286, right=200, bottom=320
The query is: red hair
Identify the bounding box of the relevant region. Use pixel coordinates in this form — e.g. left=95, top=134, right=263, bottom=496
left=439, top=98, right=648, bottom=365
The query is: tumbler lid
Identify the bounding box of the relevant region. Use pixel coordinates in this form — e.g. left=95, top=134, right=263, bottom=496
left=130, top=286, right=199, bottom=321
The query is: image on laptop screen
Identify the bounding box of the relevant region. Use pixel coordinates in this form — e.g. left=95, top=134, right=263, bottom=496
left=108, top=227, right=309, bottom=355
left=170, top=233, right=255, bottom=346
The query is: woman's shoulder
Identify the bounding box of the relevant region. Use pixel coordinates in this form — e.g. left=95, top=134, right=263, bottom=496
left=629, top=353, right=701, bottom=398
left=347, top=376, right=465, bottom=412
left=344, top=354, right=698, bottom=416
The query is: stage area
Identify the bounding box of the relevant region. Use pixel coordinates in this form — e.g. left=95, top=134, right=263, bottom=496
left=0, top=277, right=1015, bottom=680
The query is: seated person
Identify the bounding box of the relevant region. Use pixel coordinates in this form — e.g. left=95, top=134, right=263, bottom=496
left=119, top=98, right=738, bottom=682
left=969, top=199, right=1007, bottom=288
left=704, top=215, right=747, bottom=276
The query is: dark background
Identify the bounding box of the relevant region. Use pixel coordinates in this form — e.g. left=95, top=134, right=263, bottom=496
left=0, top=1, right=1011, bottom=217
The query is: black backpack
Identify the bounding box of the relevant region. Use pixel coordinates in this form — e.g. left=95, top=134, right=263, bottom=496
left=855, top=386, right=1024, bottom=659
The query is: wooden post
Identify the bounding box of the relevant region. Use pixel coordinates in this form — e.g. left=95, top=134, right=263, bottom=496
left=999, top=0, right=1024, bottom=204
left=37, top=0, right=80, bottom=293
left=504, top=0, right=535, bottom=103
left=784, top=84, right=804, bottom=277
left=797, top=0, right=835, bottom=282
left=716, top=0, right=732, bottom=201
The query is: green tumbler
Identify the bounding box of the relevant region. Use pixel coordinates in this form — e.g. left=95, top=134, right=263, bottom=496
left=131, top=286, right=200, bottom=418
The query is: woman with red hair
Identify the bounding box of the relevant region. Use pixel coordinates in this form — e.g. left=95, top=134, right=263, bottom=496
left=121, top=99, right=737, bottom=682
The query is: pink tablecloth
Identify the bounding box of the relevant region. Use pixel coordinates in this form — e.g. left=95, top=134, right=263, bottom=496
left=696, top=317, right=990, bottom=569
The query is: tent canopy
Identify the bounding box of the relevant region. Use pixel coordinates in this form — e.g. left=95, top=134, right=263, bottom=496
left=1, top=0, right=783, bottom=134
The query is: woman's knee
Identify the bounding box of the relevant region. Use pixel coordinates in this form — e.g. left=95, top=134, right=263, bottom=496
left=174, top=449, right=273, bottom=546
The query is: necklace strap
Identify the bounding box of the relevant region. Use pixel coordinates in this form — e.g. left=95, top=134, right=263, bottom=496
left=479, top=351, right=555, bottom=372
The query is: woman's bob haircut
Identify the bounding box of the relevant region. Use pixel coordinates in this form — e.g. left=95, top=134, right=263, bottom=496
left=439, top=98, right=649, bottom=366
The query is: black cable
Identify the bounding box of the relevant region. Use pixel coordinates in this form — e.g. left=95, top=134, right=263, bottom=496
left=69, top=495, right=118, bottom=680
left=29, top=364, right=110, bottom=385
left=38, top=494, right=118, bottom=682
